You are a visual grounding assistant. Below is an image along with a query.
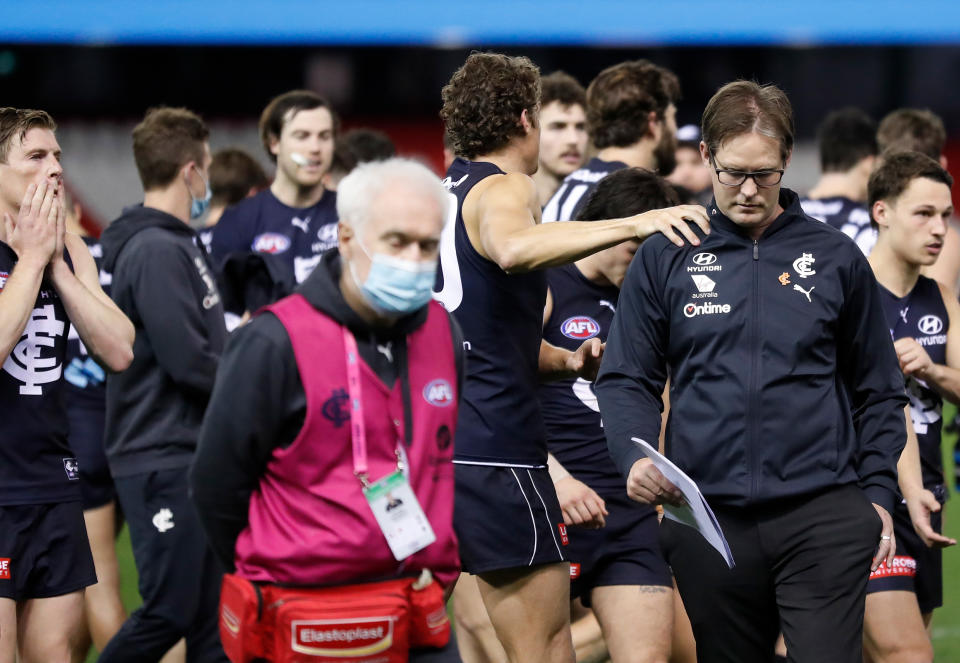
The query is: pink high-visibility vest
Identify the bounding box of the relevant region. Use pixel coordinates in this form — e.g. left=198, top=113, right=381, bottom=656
left=234, top=295, right=460, bottom=586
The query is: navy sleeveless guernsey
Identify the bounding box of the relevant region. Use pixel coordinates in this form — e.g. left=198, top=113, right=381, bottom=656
left=0, top=242, right=78, bottom=505
left=434, top=158, right=548, bottom=466
left=542, top=157, right=627, bottom=223
left=879, top=276, right=948, bottom=491
left=539, top=264, right=623, bottom=493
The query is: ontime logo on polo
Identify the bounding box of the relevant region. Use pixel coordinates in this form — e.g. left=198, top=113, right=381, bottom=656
left=683, top=302, right=732, bottom=318
left=561, top=316, right=600, bottom=339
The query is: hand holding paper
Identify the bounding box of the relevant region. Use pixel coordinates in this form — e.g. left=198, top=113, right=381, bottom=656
left=631, top=437, right=735, bottom=569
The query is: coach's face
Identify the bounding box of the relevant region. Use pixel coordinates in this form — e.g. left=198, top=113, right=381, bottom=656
left=0, top=128, right=62, bottom=216
left=700, top=131, right=788, bottom=234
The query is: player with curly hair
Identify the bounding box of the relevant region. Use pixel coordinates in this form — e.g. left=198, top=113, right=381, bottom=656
left=437, top=52, right=709, bottom=663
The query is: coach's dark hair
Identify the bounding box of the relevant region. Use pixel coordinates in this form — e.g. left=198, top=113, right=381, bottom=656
left=877, top=109, right=946, bottom=161
left=867, top=150, right=953, bottom=230
left=586, top=60, right=680, bottom=150
left=576, top=168, right=681, bottom=222
left=541, top=71, right=586, bottom=111
left=132, top=107, right=209, bottom=191
left=0, top=108, right=56, bottom=164
left=209, top=147, right=269, bottom=208
left=701, top=80, right=794, bottom=164
left=259, top=90, right=339, bottom=164
left=441, top=52, right=541, bottom=160
left=817, top=107, right=877, bottom=173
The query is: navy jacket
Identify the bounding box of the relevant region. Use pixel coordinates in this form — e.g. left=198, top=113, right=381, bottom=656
left=596, top=189, right=907, bottom=514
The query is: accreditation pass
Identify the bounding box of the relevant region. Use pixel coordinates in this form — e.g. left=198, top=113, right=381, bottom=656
left=364, top=470, right=436, bottom=561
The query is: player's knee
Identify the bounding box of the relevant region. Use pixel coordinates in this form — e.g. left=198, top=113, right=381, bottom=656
left=451, top=602, right=497, bottom=641
left=875, top=639, right=934, bottom=663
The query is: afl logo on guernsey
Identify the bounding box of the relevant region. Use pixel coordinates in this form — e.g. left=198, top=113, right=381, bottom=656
left=251, top=233, right=291, bottom=254
left=423, top=379, right=454, bottom=407
left=561, top=316, right=600, bottom=340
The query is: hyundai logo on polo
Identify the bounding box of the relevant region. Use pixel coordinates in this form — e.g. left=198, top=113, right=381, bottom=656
left=252, top=232, right=291, bottom=254
left=423, top=379, right=454, bottom=407
left=688, top=252, right=722, bottom=273
left=561, top=316, right=600, bottom=339
left=918, top=315, right=943, bottom=335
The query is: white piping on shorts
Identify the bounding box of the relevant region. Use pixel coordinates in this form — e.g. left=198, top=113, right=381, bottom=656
left=510, top=468, right=538, bottom=566
left=453, top=460, right=547, bottom=469
left=529, top=469, right=564, bottom=560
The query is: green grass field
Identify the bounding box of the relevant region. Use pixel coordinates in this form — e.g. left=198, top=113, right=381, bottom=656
left=87, top=415, right=960, bottom=662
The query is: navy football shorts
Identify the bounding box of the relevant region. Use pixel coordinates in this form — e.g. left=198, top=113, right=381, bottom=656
left=454, top=464, right=568, bottom=574
left=65, top=403, right=115, bottom=510
left=866, top=492, right=943, bottom=614
left=0, top=501, right=96, bottom=601
left=567, top=490, right=672, bottom=607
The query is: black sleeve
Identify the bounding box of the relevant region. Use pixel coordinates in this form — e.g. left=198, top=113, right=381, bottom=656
left=837, top=251, right=909, bottom=514
left=595, top=241, right=671, bottom=479
left=189, top=314, right=305, bottom=571
left=131, top=241, right=220, bottom=398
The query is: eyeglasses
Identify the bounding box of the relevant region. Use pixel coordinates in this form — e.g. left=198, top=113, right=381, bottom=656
left=711, top=159, right=784, bottom=188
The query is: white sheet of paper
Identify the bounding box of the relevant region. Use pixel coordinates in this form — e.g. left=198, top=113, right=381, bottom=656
left=631, top=437, right=735, bottom=569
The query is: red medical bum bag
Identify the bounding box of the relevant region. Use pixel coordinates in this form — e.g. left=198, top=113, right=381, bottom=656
left=219, top=573, right=450, bottom=663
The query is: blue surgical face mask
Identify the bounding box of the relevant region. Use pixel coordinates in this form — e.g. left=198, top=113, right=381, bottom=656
left=187, top=166, right=212, bottom=220
left=349, top=238, right=437, bottom=315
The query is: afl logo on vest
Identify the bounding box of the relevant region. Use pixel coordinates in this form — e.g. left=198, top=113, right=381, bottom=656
left=423, top=379, right=454, bottom=407
left=561, top=316, right=600, bottom=340
left=251, top=232, right=291, bottom=254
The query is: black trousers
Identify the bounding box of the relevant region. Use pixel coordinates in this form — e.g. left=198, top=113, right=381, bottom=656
left=661, top=484, right=882, bottom=663
left=99, top=467, right=228, bottom=662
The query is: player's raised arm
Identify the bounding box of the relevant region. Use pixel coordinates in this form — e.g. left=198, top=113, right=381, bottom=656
left=0, top=180, right=58, bottom=361
left=474, top=172, right=709, bottom=274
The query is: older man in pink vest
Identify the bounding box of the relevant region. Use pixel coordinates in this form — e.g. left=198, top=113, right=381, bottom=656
left=192, top=158, right=464, bottom=663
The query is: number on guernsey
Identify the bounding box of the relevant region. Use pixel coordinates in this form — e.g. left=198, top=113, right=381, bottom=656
left=433, top=191, right=463, bottom=312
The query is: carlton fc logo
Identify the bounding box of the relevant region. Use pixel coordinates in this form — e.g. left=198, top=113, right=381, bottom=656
left=251, top=232, right=291, bottom=254
left=561, top=316, right=600, bottom=340
left=423, top=379, right=454, bottom=407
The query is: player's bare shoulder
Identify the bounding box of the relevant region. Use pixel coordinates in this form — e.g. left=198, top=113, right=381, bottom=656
left=468, top=172, right=540, bottom=223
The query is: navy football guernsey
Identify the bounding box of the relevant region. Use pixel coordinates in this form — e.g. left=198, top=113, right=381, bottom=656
left=63, top=236, right=110, bottom=409
left=539, top=264, right=623, bottom=493
left=542, top=157, right=627, bottom=223
left=801, top=196, right=875, bottom=256
left=0, top=242, right=79, bottom=505
left=434, top=158, right=548, bottom=466
left=209, top=188, right=338, bottom=283
left=879, top=276, right=948, bottom=490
